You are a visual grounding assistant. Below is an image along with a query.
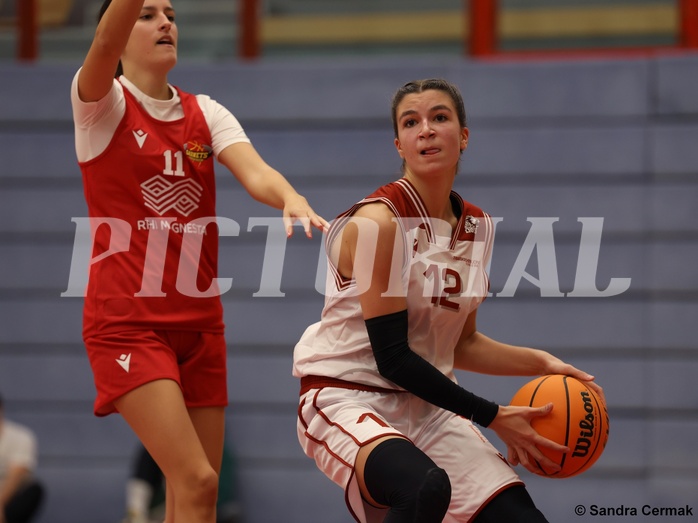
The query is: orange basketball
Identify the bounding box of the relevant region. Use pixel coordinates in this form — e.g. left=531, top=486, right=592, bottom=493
left=509, top=374, right=609, bottom=478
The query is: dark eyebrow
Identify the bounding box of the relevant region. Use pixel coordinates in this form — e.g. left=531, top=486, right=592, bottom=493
left=398, top=104, right=453, bottom=121
left=398, top=109, right=418, bottom=121
left=141, top=6, right=176, bottom=14
left=430, top=104, right=453, bottom=113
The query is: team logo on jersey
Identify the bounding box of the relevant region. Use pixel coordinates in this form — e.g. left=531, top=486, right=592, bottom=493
left=132, top=129, right=148, bottom=149
left=464, top=215, right=479, bottom=234
left=141, top=175, right=204, bottom=216
left=116, top=353, right=131, bottom=373
left=184, top=141, right=213, bottom=163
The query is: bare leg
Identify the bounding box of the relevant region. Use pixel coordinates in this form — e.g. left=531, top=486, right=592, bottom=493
left=164, top=407, right=226, bottom=523
left=165, top=480, right=175, bottom=523
left=114, top=379, right=219, bottom=523
left=188, top=406, right=226, bottom=477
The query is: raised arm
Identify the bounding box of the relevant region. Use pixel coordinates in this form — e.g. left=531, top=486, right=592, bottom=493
left=77, top=0, right=145, bottom=102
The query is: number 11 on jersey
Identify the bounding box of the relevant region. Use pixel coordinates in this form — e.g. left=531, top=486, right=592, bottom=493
left=163, top=149, right=185, bottom=176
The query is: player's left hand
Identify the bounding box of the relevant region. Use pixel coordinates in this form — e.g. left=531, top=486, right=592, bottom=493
left=546, top=359, right=606, bottom=407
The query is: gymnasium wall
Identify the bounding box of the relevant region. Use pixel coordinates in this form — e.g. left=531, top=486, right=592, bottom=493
left=0, top=53, right=697, bottom=522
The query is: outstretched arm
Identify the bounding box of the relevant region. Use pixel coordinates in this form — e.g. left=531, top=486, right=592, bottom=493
left=77, top=0, right=144, bottom=102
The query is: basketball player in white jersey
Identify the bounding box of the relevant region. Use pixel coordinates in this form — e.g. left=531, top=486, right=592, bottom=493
left=293, top=79, right=604, bottom=522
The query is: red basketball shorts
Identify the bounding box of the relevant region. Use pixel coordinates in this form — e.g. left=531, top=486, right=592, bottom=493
left=85, top=329, right=228, bottom=416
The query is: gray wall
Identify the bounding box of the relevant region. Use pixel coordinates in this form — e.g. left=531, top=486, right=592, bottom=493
left=0, top=54, right=697, bottom=522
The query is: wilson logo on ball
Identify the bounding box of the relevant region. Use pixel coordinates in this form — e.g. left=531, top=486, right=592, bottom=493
left=572, top=390, right=595, bottom=458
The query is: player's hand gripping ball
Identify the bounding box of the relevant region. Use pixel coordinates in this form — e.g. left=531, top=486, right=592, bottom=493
left=510, top=374, right=609, bottom=478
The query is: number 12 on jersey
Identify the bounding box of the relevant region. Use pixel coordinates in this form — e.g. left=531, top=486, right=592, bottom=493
left=424, top=265, right=461, bottom=311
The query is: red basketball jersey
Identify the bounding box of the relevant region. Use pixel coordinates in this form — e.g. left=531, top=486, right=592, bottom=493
left=79, top=84, right=224, bottom=338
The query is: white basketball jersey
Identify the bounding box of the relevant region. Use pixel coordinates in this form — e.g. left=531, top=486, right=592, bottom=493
left=293, top=178, right=495, bottom=388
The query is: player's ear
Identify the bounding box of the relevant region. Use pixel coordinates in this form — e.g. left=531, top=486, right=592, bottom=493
left=460, top=128, right=469, bottom=152
left=394, top=138, right=405, bottom=159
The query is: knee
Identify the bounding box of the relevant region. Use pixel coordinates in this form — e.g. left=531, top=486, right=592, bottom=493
left=363, top=438, right=452, bottom=519
left=415, top=467, right=451, bottom=518
left=179, top=466, right=219, bottom=506
left=194, top=467, right=219, bottom=503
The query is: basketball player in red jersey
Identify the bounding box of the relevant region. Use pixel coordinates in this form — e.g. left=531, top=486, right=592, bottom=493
left=293, top=79, right=605, bottom=522
left=71, top=1, right=327, bottom=522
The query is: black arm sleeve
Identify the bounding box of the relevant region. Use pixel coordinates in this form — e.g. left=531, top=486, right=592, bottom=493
left=365, top=309, right=499, bottom=427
